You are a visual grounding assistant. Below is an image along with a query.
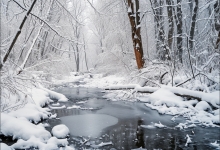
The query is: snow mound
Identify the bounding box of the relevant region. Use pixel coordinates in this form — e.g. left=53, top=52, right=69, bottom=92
left=0, top=143, right=13, bottom=150
left=52, top=124, right=69, bottom=138
left=11, top=136, right=70, bottom=150
left=9, top=104, right=51, bottom=123
left=41, top=87, right=68, bottom=102
left=202, top=91, right=220, bottom=108
left=1, top=113, right=51, bottom=141
left=213, top=109, right=219, bottom=116
left=195, top=101, right=212, bottom=111
left=31, top=86, right=68, bottom=107
left=141, top=88, right=188, bottom=108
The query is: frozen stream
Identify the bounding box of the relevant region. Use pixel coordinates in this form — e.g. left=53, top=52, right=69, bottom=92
left=46, top=87, right=219, bottom=150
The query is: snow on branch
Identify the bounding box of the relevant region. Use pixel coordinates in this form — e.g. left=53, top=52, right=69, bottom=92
left=11, top=0, right=83, bottom=45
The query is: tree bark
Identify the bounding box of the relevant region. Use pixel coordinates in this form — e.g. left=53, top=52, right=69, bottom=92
left=127, top=0, right=144, bottom=69
left=189, top=0, right=198, bottom=53
left=150, top=0, right=170, bottom=61
left=214, top=1, right=220, bottom=49
left=176, top=0, right=183, bottom=63
left=166, top=0, right=174, bottom=51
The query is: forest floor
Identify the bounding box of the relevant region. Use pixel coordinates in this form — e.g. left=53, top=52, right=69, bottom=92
left=1, top=71, right=220, bottom=150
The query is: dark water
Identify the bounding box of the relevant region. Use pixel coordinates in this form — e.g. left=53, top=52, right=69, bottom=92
left=45, top=87, right=220, bottom=150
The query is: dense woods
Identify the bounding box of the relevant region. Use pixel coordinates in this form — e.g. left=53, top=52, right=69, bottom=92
left=1, top=0, right=220, bottom=149
left=1, top=0, right=219, bottom=110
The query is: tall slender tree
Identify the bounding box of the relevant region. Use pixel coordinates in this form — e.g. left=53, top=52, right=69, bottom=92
left=189, top=0, right=199, bottom=53
left=166, top=0, right=174, bottom=51
left=150, top=0, right=170, bottom=61
left=126, top=0, right=145, bottom=69
left=214, top=1, right=220, bottom=49
left=175, top=0, right=183, bottom=63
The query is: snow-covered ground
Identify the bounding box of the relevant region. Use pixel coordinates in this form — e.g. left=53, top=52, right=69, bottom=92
left=1, top=86, right=75, bottom=150
left=1, top=71, right=220, bottom=149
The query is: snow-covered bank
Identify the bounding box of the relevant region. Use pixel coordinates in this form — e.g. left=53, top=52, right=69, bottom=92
left=0, top=86, right=74, bottom=150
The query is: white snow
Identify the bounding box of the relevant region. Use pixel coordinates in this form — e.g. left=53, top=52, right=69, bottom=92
left=67, top=105, right=81, bottom=109
left=128, top=6, right=132, bottom=13
left=210, top=141, right=220, bottom=149
left=176, top=123, right=187, bottom=130
left=31, top=88, right=51, bottom=107
left=201, top=91, right=220, bottom=108
left=49, top=105, right=66, bottom=109
left=213, top=109, right=219, bottom=116
left=40, top=86, right=68, bottom=102
left=51, top=103, right=60, bottom=106
left=11, top=136, right=70, bottom=150
left=9, top=104, right=51, bottom=123
left=195, top=101, right=212, bottom=111
left=49, top=113, right=57, bottom=119
left=141, top=124, right=155, bottom=129
left=30, top=86, right=68, bottom=107
left=154, top=121, right=165, bottom=128
left=52, top=124, right=70, bottom=138
left=0, top=143, right=13, bottom=150
left=1, top=113, right=51, bottom=141
left=0, top=84, right=72, bottom=149
left=138, top=88, right=188, bottom=108
left=90, top=141, right=113, bottom=148
left=185, top=134, right=192, bottom=146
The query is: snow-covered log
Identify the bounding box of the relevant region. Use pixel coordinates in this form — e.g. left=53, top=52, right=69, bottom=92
left=105, top=85, right=220, bottom=108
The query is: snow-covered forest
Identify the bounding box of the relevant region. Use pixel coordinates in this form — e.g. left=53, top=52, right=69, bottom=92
left=1, top=0, right=219, bottom=149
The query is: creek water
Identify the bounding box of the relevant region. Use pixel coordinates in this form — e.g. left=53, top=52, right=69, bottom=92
left=45, top=87, right=220, bottom=150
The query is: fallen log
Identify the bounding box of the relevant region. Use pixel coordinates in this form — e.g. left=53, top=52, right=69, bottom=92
left=104, top=85, right=220, bottom=108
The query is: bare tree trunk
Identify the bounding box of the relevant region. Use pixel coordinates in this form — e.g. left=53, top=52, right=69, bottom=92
left=126, top=0, right=144, bottom=69
left=0, top=0, right=37, bottom=70
left=166, top=0, right=174, bottom=51
left=17, top=0, right=54, bottom=74
left=150, top=0, right=170, bottom=61
left=214, top=1, right=220, bottom=49
left=189, top=0, right=198, bottom=53
left=175, top=0, right=183, bottom=63
left=82, top=35, right=88, bottom=71
left=17, top=23, right=44, bottom=74
left=216, top=32, right=220, bottom=49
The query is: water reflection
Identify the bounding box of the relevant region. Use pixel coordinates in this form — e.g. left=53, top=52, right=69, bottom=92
left=49, top=87, right=220, bottom=150
left=136, top=119, right=145, bottom=148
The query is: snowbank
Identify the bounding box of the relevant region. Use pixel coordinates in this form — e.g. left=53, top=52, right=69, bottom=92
left=31, top=88, right=51, bottom=107
left=31, top=86, right=68, bottom=107
left=9, top=104, right=51, bottom=123
left=11, top=136, right=71, bottom=150
left=1, top=113, right=51, bottom=141
left=40, top=87, right=68, bottom=102
left=138, top=88, right=190, bottom=108
left=1, top=85, right=71, bottom=149
left=137, top=87, right=219, bottom=126
left=165, top=86, right=220, bottom=108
